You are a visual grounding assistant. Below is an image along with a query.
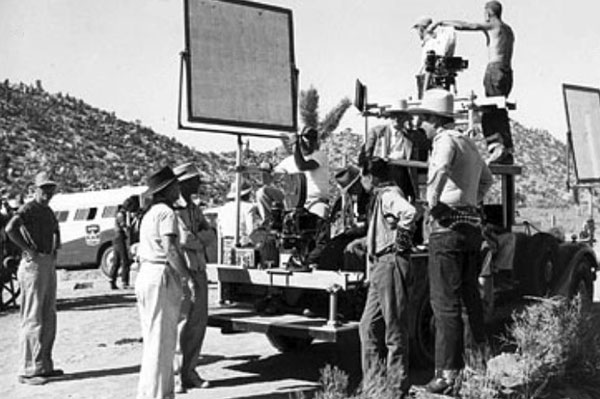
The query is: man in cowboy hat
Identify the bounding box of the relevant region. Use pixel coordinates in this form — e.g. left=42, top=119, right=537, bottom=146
left=172, top=162, right=213, bottom=392
left=6, top=171, right=62, bottom=385
left=255, top=161, right=284, bottom=227
left=135, top=165, right=194, bottom=399
left=275, top=126, right=329, bottom=219
left=410, top=89, right=492, bottom=395
left=429, top=1, right=515, bottom=164
left=217, top=179, right=259, bottom=247
left=358, top=157, right=416, bottom=396
left=361, top=99, right=429, bottom=202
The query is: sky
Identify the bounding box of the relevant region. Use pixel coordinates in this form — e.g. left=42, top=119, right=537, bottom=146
left=1, top=0, right=600, bottom=153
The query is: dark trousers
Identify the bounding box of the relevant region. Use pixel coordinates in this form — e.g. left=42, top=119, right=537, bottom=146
left=482, top=62, right=514, bottom=150
left=359, top=252, right=410, bottom=389
left=111, top=236, right=130, bottom=285
left=428, top=224, right=485, bottom=371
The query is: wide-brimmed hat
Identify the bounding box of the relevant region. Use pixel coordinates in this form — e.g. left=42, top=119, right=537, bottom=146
left=34, top=171, right=57, bottom=188
left=412, top=16, right=433, bottom=29
left=335, top=165, right=361, bottom=192
left=385, top=98, right=411, bottom=116
left=226, top=180, right=252, bottom=200
left=173, top=162, right=201, bottom=182
left=145, top=166, right=178, bottom=195
left=409, top=88, right=456, bottom=119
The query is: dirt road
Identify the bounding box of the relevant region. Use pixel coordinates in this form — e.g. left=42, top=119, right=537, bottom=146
left=2, top=268, right=600, bottom=399
left=0, top=269, right=365, bottom=399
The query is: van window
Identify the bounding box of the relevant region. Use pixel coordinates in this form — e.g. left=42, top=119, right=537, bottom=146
left=54, top=210, right=69, bottom=223
left=74, top=207, right=98, bottom=221
left=102, top=205, right=118, bottom=219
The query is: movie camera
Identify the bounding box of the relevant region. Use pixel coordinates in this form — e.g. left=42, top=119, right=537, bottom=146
left=424, top=51, right=469, bottom=92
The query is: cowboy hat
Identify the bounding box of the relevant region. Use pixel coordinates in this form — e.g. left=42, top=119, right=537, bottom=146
left=334, top=165, right=361, bottom=192
left=383, top=98, right=411, bottom=117
left=173, top=162, right=201, bottom=182
left=226, top=180, right=252, bottom=200
left=409, top=88, right=456, bottom=119
left=145, top=166, right=178, bottom=196
left=34, top=171, right=57, bottom=188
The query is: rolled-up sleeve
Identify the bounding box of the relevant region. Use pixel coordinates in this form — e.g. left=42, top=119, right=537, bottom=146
left=427, top=134, right=455, bottom=206
left=382, top=190, right=417, bottom=231
left=478, top=162, right=493, bottom=202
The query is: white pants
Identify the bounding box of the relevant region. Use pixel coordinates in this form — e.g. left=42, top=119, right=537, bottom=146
left=136, top=263, right=182, bottom=399
left=18, top=254, right=57, bottom=376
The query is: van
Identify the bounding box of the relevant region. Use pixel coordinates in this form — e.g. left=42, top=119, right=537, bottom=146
left=50, top=186, right=147, bottom=276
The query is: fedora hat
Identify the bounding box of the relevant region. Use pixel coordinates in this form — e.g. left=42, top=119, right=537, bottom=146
left=34, top=171, right=57, bottom=188
left=409, top=88, right=456, bottom=119
left=173, top=162, right=201, bottom=182
left=384, top=98, right=411, bottom=116
left=335, top=165, right=361, bottom=192
left=226, top=180, right=252, bottom=200
left=145, top=166, right=178, bottom=195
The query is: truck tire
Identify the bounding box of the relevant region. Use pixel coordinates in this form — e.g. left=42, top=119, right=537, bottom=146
left=569, top=257, right=594, bottom=311
left=99, top=245, right=115, bottom=279
left=266, top=332, right=314, bottom=353
left=410, top=287, right=435, bottom=367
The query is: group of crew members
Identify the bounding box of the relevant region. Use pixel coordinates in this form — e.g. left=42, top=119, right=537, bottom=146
left=3, top=1, right=514, bottom=397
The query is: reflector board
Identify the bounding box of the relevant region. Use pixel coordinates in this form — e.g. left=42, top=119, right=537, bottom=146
left=184, top=0, right=297, bottom=133
left=563, top=84, right=600, bottom=183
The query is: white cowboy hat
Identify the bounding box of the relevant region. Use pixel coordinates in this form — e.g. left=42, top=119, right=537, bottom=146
left=384, top=98, right=411, bottom=116
left=409, top=88, right=456, bottom=119
left=173, top=162, right=201, bottom=182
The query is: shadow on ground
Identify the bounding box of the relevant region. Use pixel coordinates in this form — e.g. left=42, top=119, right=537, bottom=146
left=56, top=293, right=136, bottom=312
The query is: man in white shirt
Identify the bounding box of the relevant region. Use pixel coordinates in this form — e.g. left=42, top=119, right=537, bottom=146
left=275, top=126, right=329, bottom=219
left=217, top=180, right=259, bottom=247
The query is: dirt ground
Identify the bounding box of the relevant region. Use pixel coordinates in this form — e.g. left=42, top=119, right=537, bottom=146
left=2, top=268, right=600, bottom=399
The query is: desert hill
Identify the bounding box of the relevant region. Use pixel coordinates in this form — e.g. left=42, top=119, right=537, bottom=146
left=0, top=80, right=571, bottom=208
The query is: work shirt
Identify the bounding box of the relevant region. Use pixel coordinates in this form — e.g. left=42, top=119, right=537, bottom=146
left=138, top=202, right=178, bottom=264
left=275, top=150, right=329, bottom=201
left=365, top=124, right=414, bottom=161
left=218, top=200, right=259, bottom=246
left=366, top=184, right=416, bottom=257
left=427, top=128, right=493, bottom=208
left=176, top=203, right=212, bottom=271
left=15, top=200, right=60, bottom=254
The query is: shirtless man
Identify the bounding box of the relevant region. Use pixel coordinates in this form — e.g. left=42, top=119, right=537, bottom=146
left=430, top=1, right=515, bottom=164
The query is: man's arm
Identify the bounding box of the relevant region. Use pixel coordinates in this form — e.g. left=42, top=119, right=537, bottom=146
left=426, top=135, right=455, bottom=208
left=431, top=20, right=493, bottom=32
left=293, top=141, right=319, bottom=171
left=477, top=162, right=494, bottom=202
left=5, top=215, right=37, bottom=259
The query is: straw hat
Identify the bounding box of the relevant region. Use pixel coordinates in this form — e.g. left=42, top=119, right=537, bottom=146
left=173, top=162, right=201, bottom=182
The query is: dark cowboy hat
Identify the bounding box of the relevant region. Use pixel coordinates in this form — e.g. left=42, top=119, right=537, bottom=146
left=145, top=166, right=178, bottom=196
left=335, top=165, right=361, bottom=192
left=173, top=162, right=201, bottom=182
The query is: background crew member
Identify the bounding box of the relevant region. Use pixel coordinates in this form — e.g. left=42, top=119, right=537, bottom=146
left=255, top=161, right=284, bottom=226
left=172, top=162, right=212, bottom=393
left=135, top=166, right=193, bottom=399
left=359, top=157, right=416, bottom=396
left=430, top=0, right=515, bottom=164
left=6, top=172, right=62, bottom=385
left=110, top=202, right=130, bottom=290
left=411, top=89, right=492, bottom=395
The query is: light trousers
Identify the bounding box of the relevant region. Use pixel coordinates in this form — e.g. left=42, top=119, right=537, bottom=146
left=136, top=263, right=182, bottom=399
left=18, top=254, right=57, bottom=376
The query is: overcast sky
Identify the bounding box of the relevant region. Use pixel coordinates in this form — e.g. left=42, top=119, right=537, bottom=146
left=2, top=0, right=599, bottom=153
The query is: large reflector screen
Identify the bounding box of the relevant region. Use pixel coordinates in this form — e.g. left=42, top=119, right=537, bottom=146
left=184, top=0, right=297, bottom=132
left=563, top=84, right=600, bottom=182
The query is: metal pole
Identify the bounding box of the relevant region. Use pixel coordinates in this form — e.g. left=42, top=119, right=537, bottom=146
left=235, top=135, right=243, bottom=247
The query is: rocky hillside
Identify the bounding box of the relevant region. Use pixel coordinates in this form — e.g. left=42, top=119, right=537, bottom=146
left=0, top=80, right=571, bottom=208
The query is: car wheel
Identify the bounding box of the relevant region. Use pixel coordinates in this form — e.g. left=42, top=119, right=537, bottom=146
left=265, top=332, right=314, bottom=353
left=99, top=245, right=115, bottom=279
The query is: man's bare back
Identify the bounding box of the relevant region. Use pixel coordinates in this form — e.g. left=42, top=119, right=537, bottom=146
left=487, top=19, right=514, bottom=66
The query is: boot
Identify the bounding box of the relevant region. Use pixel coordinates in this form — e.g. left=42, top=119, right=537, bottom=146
left=422, top=369, right=459, bottom=395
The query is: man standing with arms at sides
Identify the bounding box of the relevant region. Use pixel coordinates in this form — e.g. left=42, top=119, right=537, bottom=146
left=359, top=157, right=416, bottom=397
left=135, top=166, right=194, bottom=399
left=430, top=1, right=515, bottom=164
left=411, top=89, right=493, bottom=395
left=172, top=162, right=213, bottom=393
left=6, top=171, right=62, bottom=385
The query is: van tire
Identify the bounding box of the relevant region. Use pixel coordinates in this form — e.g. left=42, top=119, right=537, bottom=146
left=99, top=245, right=115, bottom=279
left=266, top=332, right=313, bottom=353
